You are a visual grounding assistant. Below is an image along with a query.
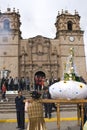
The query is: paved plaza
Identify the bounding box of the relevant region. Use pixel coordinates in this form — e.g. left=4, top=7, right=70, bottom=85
left=0, top=111, right=81, bottom=130
left=0, top=121, right=80, bottom=130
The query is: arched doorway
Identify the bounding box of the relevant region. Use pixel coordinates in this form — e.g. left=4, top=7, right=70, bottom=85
left=35, top=71, right=46, bottom=78
left=34, top=71, right=46, bottom=90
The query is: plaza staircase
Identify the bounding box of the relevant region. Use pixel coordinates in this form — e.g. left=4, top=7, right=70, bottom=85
left=0, top=90, right=30, bottom=113
left=0, top=90, right=77, bottom=113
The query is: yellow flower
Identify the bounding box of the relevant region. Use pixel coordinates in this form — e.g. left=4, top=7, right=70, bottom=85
left=79, top=85, right=83, bottom=88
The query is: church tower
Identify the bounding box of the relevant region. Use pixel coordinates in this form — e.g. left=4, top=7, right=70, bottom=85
left=0, top=8, right=21, bottom=77
left=55, top=10, right=87, bottom=81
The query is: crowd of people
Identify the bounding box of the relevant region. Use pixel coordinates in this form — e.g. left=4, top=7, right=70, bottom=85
left=0, top=76, right=30, bottom=91
left=0, top=75, right=59, bottom=102
left=0, top=76, right=30, bottom=102
left=0, top=75, right=58, bottom=91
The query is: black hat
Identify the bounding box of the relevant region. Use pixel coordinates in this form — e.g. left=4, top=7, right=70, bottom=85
left=30, top=91, right=41, bottom=99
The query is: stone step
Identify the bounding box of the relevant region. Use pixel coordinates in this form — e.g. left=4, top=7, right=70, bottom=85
left=0, top=105, right=15, bottom=109
left=0, top=109, right=16, bottom=113
left=0, top=103, right=77, bottom=113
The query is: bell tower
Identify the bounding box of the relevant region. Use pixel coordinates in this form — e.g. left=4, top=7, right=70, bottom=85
left=55, top=9, right=82, bottom=39
left=0, top=8, right=21, bottom=77
left=55, top=10, right=87, bottom=81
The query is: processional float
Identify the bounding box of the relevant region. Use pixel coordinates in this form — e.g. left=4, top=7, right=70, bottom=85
left=49, top=47, right=87, bottom=100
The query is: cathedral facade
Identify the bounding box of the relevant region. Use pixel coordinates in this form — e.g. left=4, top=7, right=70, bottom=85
left=0, top=8, right=86, bottom=85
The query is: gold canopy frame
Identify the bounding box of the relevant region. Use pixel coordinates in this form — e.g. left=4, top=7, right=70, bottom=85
left=42, top=99, right=87, bottom=130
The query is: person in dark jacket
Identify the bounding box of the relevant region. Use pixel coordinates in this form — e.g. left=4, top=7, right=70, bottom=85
left=15, top=90, right=26, bottom=130
left=42, top=87, right=52, bottom=118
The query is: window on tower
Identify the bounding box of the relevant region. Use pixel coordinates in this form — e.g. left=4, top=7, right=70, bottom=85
left=3, top=19, right=10, bottom=31
left=67, top=21, right=72, bottom=31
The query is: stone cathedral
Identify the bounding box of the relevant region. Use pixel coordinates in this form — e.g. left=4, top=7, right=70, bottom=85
left=0, top=8, right=86, bottom=85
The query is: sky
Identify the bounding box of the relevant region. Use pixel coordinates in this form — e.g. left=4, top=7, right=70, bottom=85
left=0, top=0, right=87, bottom=64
